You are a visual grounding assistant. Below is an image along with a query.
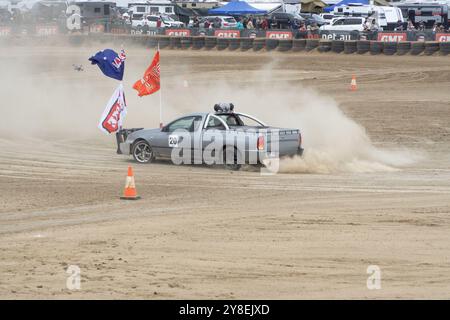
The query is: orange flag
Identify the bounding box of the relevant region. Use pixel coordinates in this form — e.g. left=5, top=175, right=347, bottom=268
left=133, top=51, right=160, bottom=97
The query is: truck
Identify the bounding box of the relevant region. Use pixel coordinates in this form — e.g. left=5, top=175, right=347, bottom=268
left=332, top=4, right=405, bottom=30
left=116, top=103, right=304, bottom=170
left=394, top=3, right=449, bottom=29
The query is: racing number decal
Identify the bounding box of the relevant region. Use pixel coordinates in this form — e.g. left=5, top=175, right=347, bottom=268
left=169, top=135, right=178, bottom=147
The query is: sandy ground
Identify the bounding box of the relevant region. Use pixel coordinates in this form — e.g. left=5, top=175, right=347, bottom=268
left=0, top=43, right=449, bottom=299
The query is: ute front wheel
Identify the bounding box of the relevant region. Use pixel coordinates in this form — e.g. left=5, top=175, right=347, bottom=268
left=132, top=140, right=154, bottom=163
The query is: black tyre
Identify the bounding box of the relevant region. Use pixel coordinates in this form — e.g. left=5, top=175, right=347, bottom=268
left=331, top=40, right=344, bottom=53
left=357, top=40, right=370, bottom=54
left=439, top=41, right=450, bottom=55
left=158, top=36, right=170, bottom=49
left=424, top=41, right=439, bottom=56
left=305, top=39, right=319, bottom=51
left=292, top=39, right=306, bottom=52
left=240, top=38, right=253, bottom=51
left=318, top=40, right=332, bottom=52
left=217, top=37, right=229, bottom=50
left=204, top=36, right=217, bottom=50
left=383, top=42, right=397, bottom=55
left=192, top=36, right=205, bottom=50
left=265, top=38, right=279, bottom=51
left=410, top=42, right=425, bottom=55
left=169, top=36, right=181, bottom=49
left=148, top=37, right=158, bottom=48
left=222, top=146, right=241, bottom=171
left=180, top=37, right=192, bottom=49
left=278, top=39, right=293, bottom=52
left=229, top=38, right=240, bottom=51
left=370, top=41, right=383, bottom=55
left=132, top=140, right=154, bottom=164
left=397, top=41, right=411, bottom=55
left=344, top=40, right=357, bottom=54
left=253, top=38, right=265, bottom=51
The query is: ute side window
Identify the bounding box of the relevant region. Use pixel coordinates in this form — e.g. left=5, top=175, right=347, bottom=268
left=206, top=116, right=226, bottom=130
left=166, top=116, right=202, bottom=132
left=217, top=114, right=243, bottom=126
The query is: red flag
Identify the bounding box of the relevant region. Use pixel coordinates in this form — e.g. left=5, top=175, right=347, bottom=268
left=133, top=51, right=160, bottom=97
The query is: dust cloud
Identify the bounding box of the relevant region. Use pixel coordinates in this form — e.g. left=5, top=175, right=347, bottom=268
left=0, top=41, right=420, bottom=173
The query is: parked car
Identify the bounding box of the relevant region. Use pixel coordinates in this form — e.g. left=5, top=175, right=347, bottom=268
left=319, top=13, right=335, bottom=24
left=132, top=14, right=185, bottom=30
left=189, top=16, right=237, bottom=28
left=319, top=16, right=365, bottom=32
left=299, top=13, right=327, bottom=26
left=117, top=103, right=304, bottom=170
left=268, top=12, right=305, bottom=29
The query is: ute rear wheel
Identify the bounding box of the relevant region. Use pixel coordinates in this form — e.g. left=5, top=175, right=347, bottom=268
left=222, top=146, right=241, bottom=171
left=132, top=140, right=154, bottom=163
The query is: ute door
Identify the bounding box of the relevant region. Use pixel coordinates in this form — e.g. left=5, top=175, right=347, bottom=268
left=201, top=115, right=228, bottom=164
left=157, top=116, right=203, bottom=162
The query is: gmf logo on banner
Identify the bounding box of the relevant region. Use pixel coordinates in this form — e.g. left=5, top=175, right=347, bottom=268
left=214, top=30, right=240, bottom=38
left=266, top=31, right=293, bottom=39
left=36, top=25, right=59, bottom=36
left=166, top=29, right=191, bottom=37
left=377, top=32, right=407, bottom=42
left=0, top=26, right=11, bottom=36
left=435, top=33, right=450, bottom=42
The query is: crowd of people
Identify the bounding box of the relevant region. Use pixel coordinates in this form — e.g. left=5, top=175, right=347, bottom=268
left=190, top=15, right=321, bottom=33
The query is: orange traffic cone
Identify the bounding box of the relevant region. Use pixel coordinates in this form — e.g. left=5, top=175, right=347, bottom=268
left=120, top=166, right=141, bottom=200
left=350, top=75, right=357, bottom=91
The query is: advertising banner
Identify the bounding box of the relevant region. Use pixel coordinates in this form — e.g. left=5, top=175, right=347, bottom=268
left=377, top=32, right=407, bottom=42
left=214, top=29, right=240, bottom=38
left=165, top=29, right=191, bottom=37
left=266, top=31, right=293, bottom=39
left=35, top=24, right=59, bottom=36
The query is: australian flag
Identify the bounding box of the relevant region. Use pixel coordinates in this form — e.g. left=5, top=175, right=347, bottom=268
left=89, top=49, right=125, bottom=81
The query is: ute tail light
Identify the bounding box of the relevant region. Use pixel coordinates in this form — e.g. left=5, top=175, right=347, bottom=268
left=257, top=136, right=265, bottom=150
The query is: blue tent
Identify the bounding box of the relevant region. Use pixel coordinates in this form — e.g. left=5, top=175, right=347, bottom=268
left=208, top=1, right=267, bottom=15
left=323, top=0, right=369, bottom=13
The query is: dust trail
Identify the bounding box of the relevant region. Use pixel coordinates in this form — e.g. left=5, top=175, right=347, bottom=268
left=165, top=63, right=421, bottom=174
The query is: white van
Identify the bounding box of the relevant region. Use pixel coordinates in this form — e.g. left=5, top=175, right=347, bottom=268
left=333, top=5, right=404, bottom=30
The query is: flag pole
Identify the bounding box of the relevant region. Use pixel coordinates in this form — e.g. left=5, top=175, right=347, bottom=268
left=158, top=43, right=162, bottom=129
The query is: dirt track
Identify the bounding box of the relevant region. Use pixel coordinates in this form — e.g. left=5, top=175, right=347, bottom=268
left=0, top=44, right=449, bottom=299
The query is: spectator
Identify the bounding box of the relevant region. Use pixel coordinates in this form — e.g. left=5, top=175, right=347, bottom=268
left=193, top=16, right=200, bottom=28
left=418, top=21, right=425, bottom=31
left=213, top=17, right=221, bottom=29
left=246, top=19, right=254, bottom=29
left=156, top=17, right=162, bottom=28
left=290, top=19, right=300, bottom=30
left=204, top=19, right=210, bottom=29
left=364, top=18, right=371, bottom=31
left=261, top=17, right=268, bottom=30
left=299, top=23, right=306, bottom=32
left=432, top=22, right=438, bottom=32
left=370, top=20, right=379, bottom=32
left=395, top=21, right=404, bottom=31
left=236, top=18, right=244, bottom=30
left=407, top=21, right=416, bottom=31
left=309, top=22, right=319, bottom=32
left=256, top=17, right=262, bottom=29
